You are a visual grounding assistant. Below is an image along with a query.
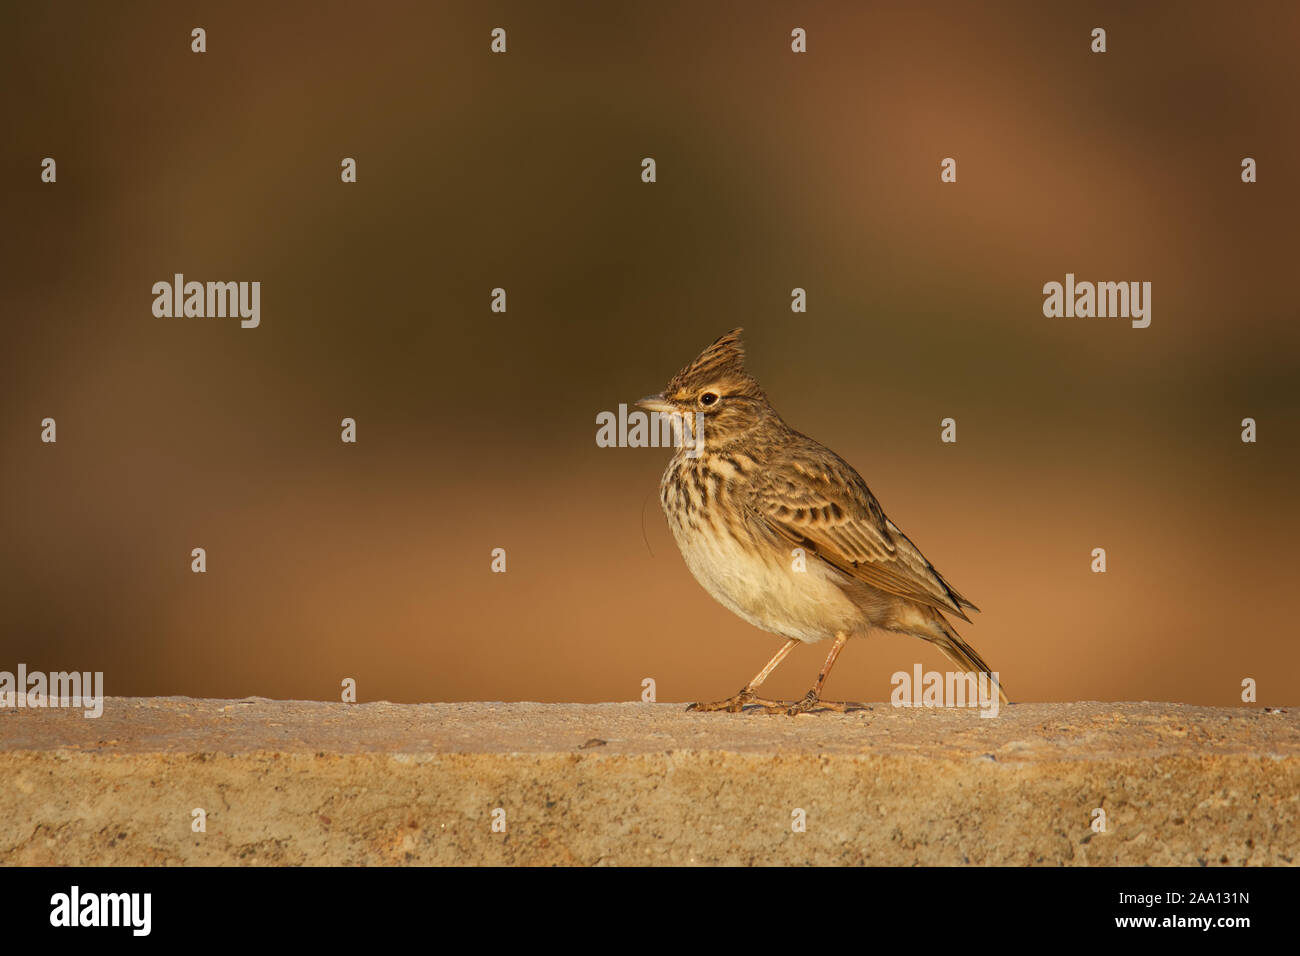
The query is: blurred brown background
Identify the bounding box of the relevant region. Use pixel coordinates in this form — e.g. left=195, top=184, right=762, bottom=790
left=2, top=1, right=1297, bottom=707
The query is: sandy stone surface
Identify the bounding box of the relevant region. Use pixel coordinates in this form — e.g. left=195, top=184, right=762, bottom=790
left=1, top=698, right=1296, bottom=865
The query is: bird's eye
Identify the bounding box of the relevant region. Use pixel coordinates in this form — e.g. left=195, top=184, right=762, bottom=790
left=699, top=392, right=719, bottom=407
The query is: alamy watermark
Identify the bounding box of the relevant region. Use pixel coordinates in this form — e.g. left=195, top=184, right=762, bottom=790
left=891, top=664, right=1001, bottom=718
left=0, top=664, right=103, bottom=718
left=50, top=886, right=150, bottom=936
left=152, top=273, right=260, bottom=328
left=1042, top=273, right=1151, bottom=328
left=596, top=403, right=705, bottom=458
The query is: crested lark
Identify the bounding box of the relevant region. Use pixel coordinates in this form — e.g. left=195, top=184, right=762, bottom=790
left=639, top=329, right=1007, bottom=715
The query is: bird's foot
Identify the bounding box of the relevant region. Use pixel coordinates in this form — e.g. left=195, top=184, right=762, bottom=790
left=687, top=688, right=794, bottom=713
left=785, top=691, right=869, bottom=716
left=686, top=687, right=753, bottom=713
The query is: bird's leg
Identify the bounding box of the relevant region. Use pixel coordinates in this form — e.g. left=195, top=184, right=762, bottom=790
left=786, top=632, right=866, bottom=715
left=687, top=638, right=799, bottom=713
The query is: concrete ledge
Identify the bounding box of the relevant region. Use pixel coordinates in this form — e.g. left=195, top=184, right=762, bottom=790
left=2, top=699, right=1297, bottom=865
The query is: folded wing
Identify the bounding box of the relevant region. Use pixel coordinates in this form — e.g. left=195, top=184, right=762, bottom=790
left=748, top=449, right=977, bottom=621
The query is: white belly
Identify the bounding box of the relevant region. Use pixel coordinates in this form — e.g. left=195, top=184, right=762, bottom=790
left=668, top=515, right=864, bottom=643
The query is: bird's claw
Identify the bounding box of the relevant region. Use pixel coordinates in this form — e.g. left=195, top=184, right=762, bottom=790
left=686, top=689, right=796, bottom=713
left=786, top=692, right=869, bottom=715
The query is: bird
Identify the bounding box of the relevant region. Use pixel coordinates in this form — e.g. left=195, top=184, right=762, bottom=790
left=637, top=328, right=1007, bottom=715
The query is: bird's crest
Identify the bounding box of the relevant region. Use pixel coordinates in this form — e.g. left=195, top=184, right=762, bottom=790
left=668, top=328, right=755, bottom=393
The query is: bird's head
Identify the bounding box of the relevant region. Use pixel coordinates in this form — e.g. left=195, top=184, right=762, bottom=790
left=637, top=328, right=774, bottom=448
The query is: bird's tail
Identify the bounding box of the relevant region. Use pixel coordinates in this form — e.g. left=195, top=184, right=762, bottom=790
left=928, top=618, right=1009, bottom=706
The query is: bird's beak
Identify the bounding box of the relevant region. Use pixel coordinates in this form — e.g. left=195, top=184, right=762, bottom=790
left=636, top=393, right=675, bottom=415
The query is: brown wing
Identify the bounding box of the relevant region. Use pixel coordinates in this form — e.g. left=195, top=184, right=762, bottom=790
left=748, top=444, right=977, bottom=621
